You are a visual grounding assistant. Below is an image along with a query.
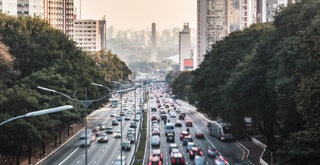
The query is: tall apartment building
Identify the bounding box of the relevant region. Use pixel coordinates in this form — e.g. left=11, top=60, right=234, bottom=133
left=73, top=19, right=106, bottom=54
left=43, top=0, right=74, bottom=36
left=197, top=0, right=229, bottom=66
left=150, top=22, right=157, bottom=62
left=0, top=0, right=42, bottom=16
left=179, top=23, right=192, bottom=71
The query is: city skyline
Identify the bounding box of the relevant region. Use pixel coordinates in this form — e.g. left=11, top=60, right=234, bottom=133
left=78, top=0, right=196, bottom=31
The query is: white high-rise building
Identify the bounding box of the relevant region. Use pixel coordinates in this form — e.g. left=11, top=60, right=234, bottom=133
left=0, top=0, right=42, bottom=16
left=179, top=23, right=192, bottom=71
left=73, top=19, right=106, bottom=54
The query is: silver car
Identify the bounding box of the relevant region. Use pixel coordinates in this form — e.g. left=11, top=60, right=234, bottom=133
left=195, top=155, right=205, bottom=165
left=151, top=135, right=161, bottom=147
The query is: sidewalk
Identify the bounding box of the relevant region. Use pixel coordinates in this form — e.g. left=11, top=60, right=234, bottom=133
left=239, top=138, right=264, bottom=165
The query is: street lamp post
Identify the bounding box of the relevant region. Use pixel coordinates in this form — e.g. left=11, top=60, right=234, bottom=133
left=0, top=105, right=73, bottom=126
left=38, top=86, right=117, bottom=165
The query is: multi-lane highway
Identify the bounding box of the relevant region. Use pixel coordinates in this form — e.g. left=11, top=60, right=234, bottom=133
left=42, top=91, right=142, bottom=165
left=145, top=84, right=250, bottom=165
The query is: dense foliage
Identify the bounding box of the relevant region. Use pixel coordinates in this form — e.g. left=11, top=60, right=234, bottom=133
left=171, top=1, right=319, bottom=164
left=0, top=14, right=131, bottom=164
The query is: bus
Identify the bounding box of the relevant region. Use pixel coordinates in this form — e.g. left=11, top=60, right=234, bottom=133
left=111, top=99, right=119, bottom=108
left=207, top=120, right=233, bottom=141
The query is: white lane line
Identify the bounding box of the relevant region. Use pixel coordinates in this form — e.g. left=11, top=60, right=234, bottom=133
left=58, top=147, right=79, bottom=165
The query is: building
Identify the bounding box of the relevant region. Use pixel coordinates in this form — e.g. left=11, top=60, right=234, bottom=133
left=150, top=22, right=157, bottom=62
left=73, top=19, right=106, bottom=54
left=43, top=0, right=74, bottom=36
left=179, top=23, right=192, bottom=71
left=0, top=0, right=42, bottom=16
left=0, top=0, right=17, bottom=15
left=257, top=0, right=294, bottom=23
left=197, top=0, right=229, bottom=67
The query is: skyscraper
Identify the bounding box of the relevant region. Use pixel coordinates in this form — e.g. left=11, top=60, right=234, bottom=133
left=179, top=23, right=192, bottom=71
left=197, top=0, right=229, bottom=67
left=150, top=22, right=157, bottom=62
left=43, top=0, right=74, bottom=36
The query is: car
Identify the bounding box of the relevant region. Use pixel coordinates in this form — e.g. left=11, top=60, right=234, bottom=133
left=112, top=119, right=119, bottom=126
left=125, top=115, right=131, bottom=120
left=185, top=119, right=193, bottom=127
left=171, top=153, right=185, bottom=165
left=189, top=147, right=203, bottom=159
left=136, top=110, right=141, bottom=114
left=116, top=116, right=122, bottom=121
left=127, top=128, right=134, bottom=136
left=169, top=144, right=178, bottom=154
left=105, top=127, right=113, bottom=134
left=170, top=112, right=177, bottom=118
left=186, top=142, right=196, bottom=152
left=151, top=107, right=157, bottom=112
left=194, top=155, right=205, bottom=165
left=160, top=114, right=167, bottom=120
left=151, top=135, right=161, bottom=147
left=127, top=135, right=135, bottom=143
left=152, top=128, right=160, bottom=136
left=180, top=131, right=189, bottom=140
left=167, top=133, right=175, bottom=142
left=114, top=156, right=126, bottom=165
left=79, top=138, right=92, bottom=147
left=157, top=104, right=161, bottom=108
left=175, top=121, right=182, bottom=127
left=176, top=108, right=181, bottom=113
left=183, top=136, right=193, bottom=145
left=165, top=123, right=175, bottom=136
left=195, top=130, right=205, bottom=138
left=170, top=148, right=180, bottom=158
left=97, top=134, right=109, bottom=143
left=151, top=149, right=163, bottom=161
left=121, top=141, right=131, bottom=151
left=133, top=116, right=140, bottom=121
left=130, top=122, right=137, bottom=128
left=110, top=112, right=116, bottom=117
left=120, top=112, right=125, bottom=116
left=98, top=123, right=106, bottom=130
left=149, top=156, right=162, bottom=165
left=179, top=114, right=185, bottom=120
left=207, top=147, right=220, bottom=158
left=114, top=130, right=121, bottom=138
left=80, top=130, right=91, bottom=139
left=90, top=134, right=96, bottom=141
left=151, top=115, right=157, bottom=121
left=213, top=155, right=229, bottom=165
left=92, top=128, right=101, bottom=136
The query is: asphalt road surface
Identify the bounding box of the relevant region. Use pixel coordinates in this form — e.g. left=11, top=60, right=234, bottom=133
left=145, top=87, right=250, bottom=165
left=42, top=91, right=142, bottom=165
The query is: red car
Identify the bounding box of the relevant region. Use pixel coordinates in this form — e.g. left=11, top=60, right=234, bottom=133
left=179, top=114, right=185, bottom=120
left=185, top=119, right=193, bottom=127
left=195, top=131, right=205, bottom=138
left=151, top=149, right=163, bottom=161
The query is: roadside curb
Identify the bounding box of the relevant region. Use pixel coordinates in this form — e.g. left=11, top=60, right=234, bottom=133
left=236, top=141, right=250, bottom=159
left=35, top=127, right=84, bottom=165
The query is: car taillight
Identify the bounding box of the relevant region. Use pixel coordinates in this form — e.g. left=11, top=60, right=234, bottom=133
left=190, top=151, right=193, bottom=155
left=219, top=155, right=225, bottom=160
left=160, top=153, right=163, bottom=159
left=221, top=135, right=224, bottom=140
left=172, top=159, right=175, bottom=163
left=181, top=158, right=185, bottom=163
left=149, top=161, right=151, bottom=165
left=199, top=151, right=203, bottom=155
left=152, top=131, right=154, bottom=134
left=215, top=149, right=218, bottom=152
left=208, top=149, right=210, bottom=152
left=180, top=135, right=183, bottom=138
left=224, top=160, right=229, bottom=165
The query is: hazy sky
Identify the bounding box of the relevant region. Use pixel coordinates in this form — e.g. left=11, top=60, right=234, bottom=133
left=79, top=0, right=196, bottom=30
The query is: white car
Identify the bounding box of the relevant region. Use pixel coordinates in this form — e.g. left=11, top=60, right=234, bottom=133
left=114, top=130, right=121, bottom=138
left=151, top=135, right=161, bottom=147
left=110, top=112, right=116, bottom=117
left=114, top=156, right=126, bottom=165
left=170, top=112, right=177, bottom=118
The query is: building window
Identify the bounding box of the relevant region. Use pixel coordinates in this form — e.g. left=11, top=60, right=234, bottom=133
left=24, top=11, right=29, bottom=14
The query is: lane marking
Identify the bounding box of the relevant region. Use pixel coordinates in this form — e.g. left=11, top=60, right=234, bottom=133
left=234, top=141, right=246, bottom=160
left=58, top=147, right=79, bottom=165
